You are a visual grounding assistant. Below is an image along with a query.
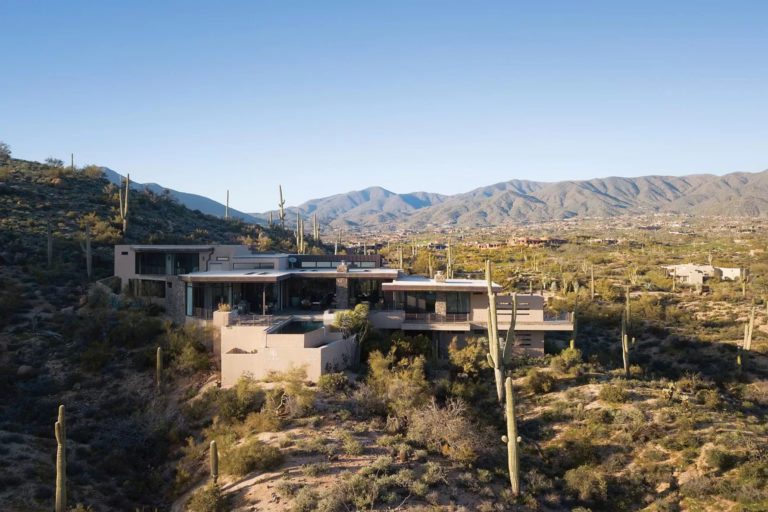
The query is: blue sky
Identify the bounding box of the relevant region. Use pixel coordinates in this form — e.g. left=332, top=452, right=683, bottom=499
left=1, top=1, right=767, bottom=212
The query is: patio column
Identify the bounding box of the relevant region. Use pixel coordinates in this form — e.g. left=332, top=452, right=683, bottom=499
left=435, top=292, right=447, bottom=316
left=336, top=277, right=349, bottom=309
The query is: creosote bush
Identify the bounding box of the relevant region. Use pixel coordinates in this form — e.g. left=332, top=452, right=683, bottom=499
left=367, top=351, right=430, bottom=416
left=187, top=483, right=226, bottom=512
left=221, top=439, right=283, bottom=477
left=564, top=464, right=608, bottom=503
left=317, top=372, right=349, bottom=394
left=217, top=376, right=265, bottom=423
left=448, top=336, right=487, bottom=379
left=526, top=368, right=555, bottom=394
left=407, top=398, right=487, bottom=465
left=599, top=382, right=629, bottom=403
left=550, top=347, right=583, bottom=374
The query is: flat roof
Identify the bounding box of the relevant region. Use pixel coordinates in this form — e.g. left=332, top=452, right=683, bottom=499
left=383, top=275, right=502, bottom=293
left=128, top=245, right=215, bottom=252
left=181, top=268, right=400, bottom=283
left=182, top=270, right=293, bottom=283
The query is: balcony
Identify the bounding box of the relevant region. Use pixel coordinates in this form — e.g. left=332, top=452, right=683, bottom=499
left=402, top=312, right=471, bottom=331
left=404, top=313, right=469, bottom=323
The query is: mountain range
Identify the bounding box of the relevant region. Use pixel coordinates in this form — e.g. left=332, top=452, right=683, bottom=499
left=252, top=170, right=768, bottom=229
left=103, top=168, right=768, bottom=229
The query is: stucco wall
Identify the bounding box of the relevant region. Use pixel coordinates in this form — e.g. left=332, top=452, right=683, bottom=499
left=369, top=310, right=406, bottom=329
left=470, top=293, right=489, bottom=323
left=221, top=335, right=355, bottom=385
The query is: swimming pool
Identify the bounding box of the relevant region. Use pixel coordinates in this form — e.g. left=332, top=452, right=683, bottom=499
left=270, top=320, right=324, bottom=334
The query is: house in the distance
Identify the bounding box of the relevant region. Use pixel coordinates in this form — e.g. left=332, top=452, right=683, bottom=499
left=662, top=263, right=744, bottom=287
left=113, top=244, right=574, bottom=385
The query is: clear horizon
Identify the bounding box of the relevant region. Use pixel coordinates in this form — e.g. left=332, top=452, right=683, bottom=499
left=2, top=1, right=767, bottom=211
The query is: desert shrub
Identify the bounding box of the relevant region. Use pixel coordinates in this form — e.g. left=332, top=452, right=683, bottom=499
left=367, top=351, right=430, bottom=416
left=80, top=340, right=113, bottom=372
left=680, top=476, right=715, bottom=499
left=341, top=432, right=364, bottom=456
left=550, top=347, right=582, bottom=374
left=301, top=462, right=329, bottom=477
left=166, top=324, right=211, bottom=374
left=390, top=331, right=433, bottom=361
left=221, top=439, right=283, bottom=476
left=448, top=336, right=487, bottom=379
left=239, top=410, right=282, bottom=434
left=217, top=376, right=265, bottom=423
left=318, top=372, right=349, bottom=393
left=327, top=472, right=381, bottom=510
left=696, top=389, right=721, bottom=410
left=291, top=486, right=319, bottom=512
left=187, top=483, right=226, bottom=512
left=69, top=505, right=95, bottom=512
left=599, top=382, right=628, bottom=403
left=176, top=343, right=210, bottom=374
left=108, top=311, right=163, bottom=348
left=421, top=461, right=446, bottom=486
left=407, top=398, right=487, bottom=465
left=525, top=368, right=555, bottom=394
left=703, top=448, right=738, bottom=473
left=351, top=384, right=388, bottom=418
left=564, top=464, right=608, bottom=502
left=264, top=382, right=315, bottom=420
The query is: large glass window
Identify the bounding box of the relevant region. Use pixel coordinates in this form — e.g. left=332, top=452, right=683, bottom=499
left=135, top=252, right=165, bottom=275
left=172, top=253, right=199, bottom=274
left=446, top=292, right=469, bottom=314
left=404, top=291, right=436, bottom=313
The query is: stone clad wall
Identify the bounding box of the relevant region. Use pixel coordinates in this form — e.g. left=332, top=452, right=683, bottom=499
left=165, top=276, right=185, bottom=324
left=435, top=292, right=447, bottom=316
left=335, top=277, right=349, bottom=309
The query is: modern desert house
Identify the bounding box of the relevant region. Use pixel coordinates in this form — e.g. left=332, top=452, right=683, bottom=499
left=114, top=244, right=574, bottom=385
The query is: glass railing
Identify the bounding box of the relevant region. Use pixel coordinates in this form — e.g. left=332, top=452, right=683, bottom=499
left=403, top=313, right=469, bottom=323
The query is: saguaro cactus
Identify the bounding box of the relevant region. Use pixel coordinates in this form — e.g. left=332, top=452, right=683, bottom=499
left=79, top=222, right=92, bottom=279
left=118, top=173, right=130, bottom=233
left=621, top=315, right=630, bottom=378
left=55, top=405, right=66, bottom=512
left=486, top=260, right=514, bottom=402
left=738, top=306, right=755, bottom=372
left=502, top=377, right=520, bottom=496
left=570, top=313, right=578, bottom=350
left=313, top=213, right=320, bottom=242
left=156, top=346, right=163, bottom=391
left=47, top=220, right=54, bottom=268
left=278, top=185, right=286, bottom=228
left=625, top=285, right=631, bottom=324
left=295, top=215, right=305, bottom=253
left=446, top=243, right=453, bottom=279
left=210, top=440, right=219, bottom=484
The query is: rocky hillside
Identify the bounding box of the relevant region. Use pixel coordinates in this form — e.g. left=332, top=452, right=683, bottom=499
left=0, top=157, right=296, bottom=510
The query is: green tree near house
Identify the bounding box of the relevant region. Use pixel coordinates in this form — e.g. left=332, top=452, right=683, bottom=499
left=332, top=303, right=372, bottom=365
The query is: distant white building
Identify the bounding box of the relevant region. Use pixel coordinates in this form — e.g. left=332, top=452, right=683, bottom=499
left=662, top=264, right=744, bottom=286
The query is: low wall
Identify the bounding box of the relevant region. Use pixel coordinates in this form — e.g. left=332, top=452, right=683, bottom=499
left=221, top=335, right=356, bottom=386
left=369, top=310, right=406, bottom=329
